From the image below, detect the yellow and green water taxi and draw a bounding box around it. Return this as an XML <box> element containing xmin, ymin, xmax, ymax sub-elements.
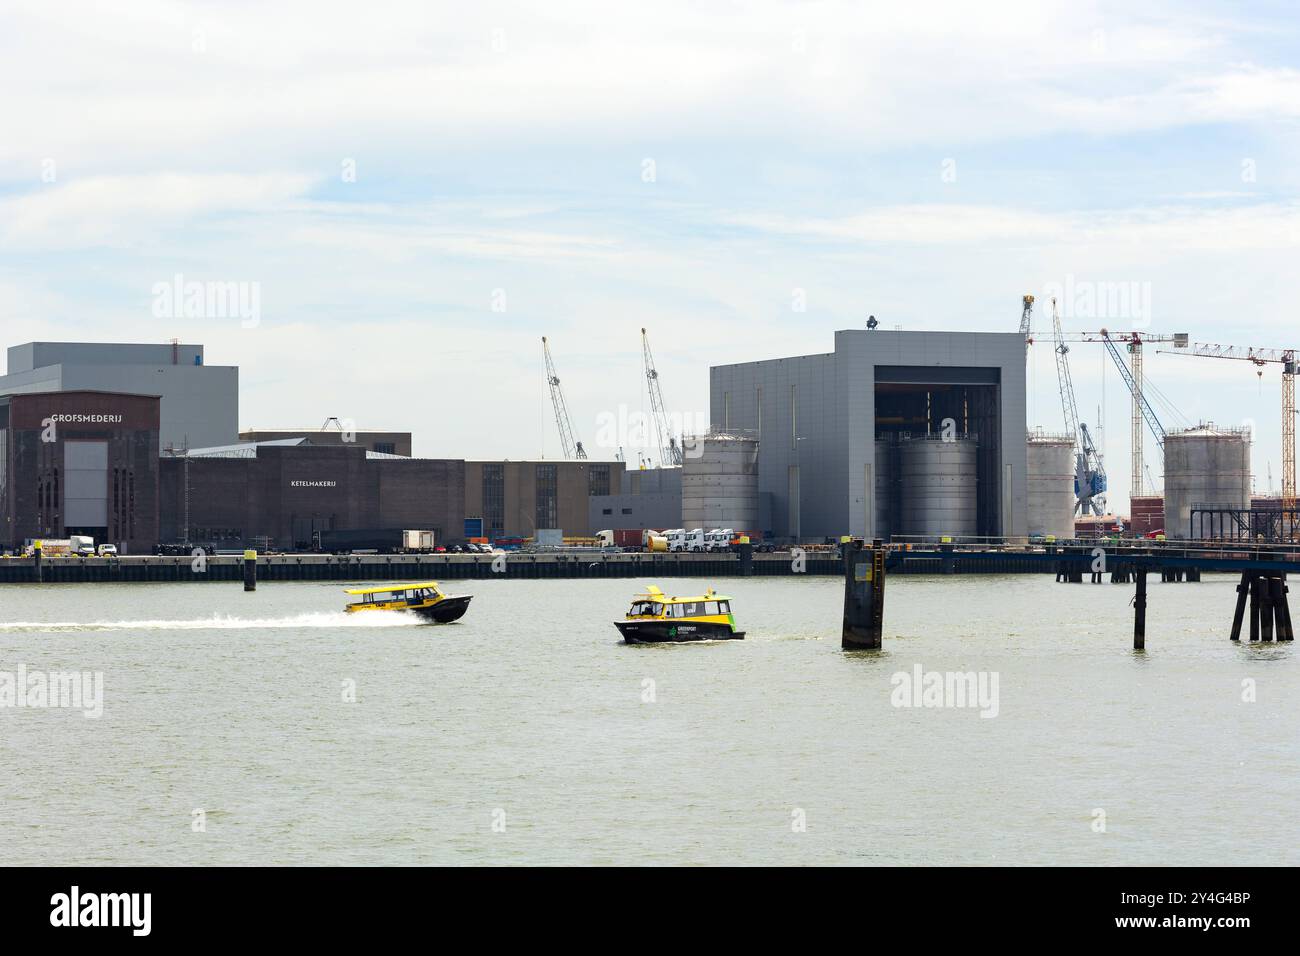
<box><xmin>343</xmin><ymin>581</ymin><xmax>472</xmax><ymax>624</ymax></box>
<box><xmin>615</xmin><ymin>585</ymin><xmax>744</xmax><ymax>643</ymax></box>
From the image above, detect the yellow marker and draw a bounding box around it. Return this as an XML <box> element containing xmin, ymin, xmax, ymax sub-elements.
<box><xmin>244</xmin><ymin>550</ymin><xmax>257</xmax><ymax>560</ymax></box>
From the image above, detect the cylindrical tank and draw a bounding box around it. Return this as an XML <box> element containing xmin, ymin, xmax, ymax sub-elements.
<box><xmin>873</xmin><ymin>438</ymin><xmax>896</xmax><ymax>541</ymax></box>
<box><xmin>898</xmin><ymin>436</ymin><xmax>978</xmax><ymax>537</ymax></box>
<box><xmin>1026</xmin><ymin>432</ymin><xmax>1075</xmax><ymax>540</ymax></box>
<box><xmin>681</xmin><ymin>432</ymin><xmax>760</xmax><ymax>530</ymax></box>
<box><xmin>1162</xmin><ymin>425</ymin><xmax>1251</xmax><ymax>539</ymax></box>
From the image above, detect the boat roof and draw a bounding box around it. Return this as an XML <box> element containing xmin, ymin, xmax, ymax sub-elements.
<box><xmin>632</xmin><ymin>584</ymin><xmax>731</xmax><ymax>604</ymax></box>
<box><xmin>345</xmin><ymin>581</ymin><xmax>442</xmax><ymax>595</ymax></box>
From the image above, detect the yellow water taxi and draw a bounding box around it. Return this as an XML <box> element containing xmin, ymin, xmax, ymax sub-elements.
<box><xmin>615</xmin><ymin>585</ymin><xmax>744</xmax><ymax>643</ymax></box>
<box><xmin>343</xmin><ymin>581</ymin><xmax>472</xmax><ymax>624</ymax></box>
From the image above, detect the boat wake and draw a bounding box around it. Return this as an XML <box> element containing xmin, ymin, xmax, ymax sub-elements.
<box><xmin>0</xmin><ymin>612</ymin><xmax>426</xmax><ymax>632</ymax></box>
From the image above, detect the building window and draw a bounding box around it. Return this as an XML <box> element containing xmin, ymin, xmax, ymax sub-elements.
<box><xmin>602</xmin><ymin>508</ymin><xmax>612</xmax><ymax>515</ymax></box>
<box><xmin>483</xmin><ymin>464</ymin><xmax>505</xmax><ymax>538</ymax></box>
<box><xmin>535</xmin><ymin>463</ymin><xmax>557</xmax><ymax>530</ymax></box>
<box><xmin>588</xmin><ymin>463</ymin><xmax>611</xmax><ymax>497</ymax></box>
<box><xmin>621</xmin><ymin>508</ymin><xmax>632</xmax><ymax>515</ymax></box>
<box><xmin>373</xmin><ymin>442</ymin><xmax>396</xmax><ymax>455</ymax></box>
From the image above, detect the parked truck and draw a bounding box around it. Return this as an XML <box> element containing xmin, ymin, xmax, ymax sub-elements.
<box><xmin>315</xmin><ymin>529</ymin><xmax>436</xmax><ymax>554</ymax></box>
<box><xmin>598</xmin><ymin>529</ymin><xmax>670</xmax><ymax>552</ymax></box>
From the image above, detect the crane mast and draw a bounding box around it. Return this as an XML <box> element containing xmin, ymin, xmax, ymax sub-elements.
<box><xmin>1019</xmin><ymin>294</ymin><xmax>1034</xmax><ymax>352</ymax></box>
<box><xmin>542</xmin><ymin>336</ymin><xmax>587</xmax><ymax>459</ymax></box>
<box><xmin>1051</xmin><ymin>297</ymin><xmax>1107</xmax><ymax>514</ymax></box>
<box><xmin>641</xmin><ymin>328</ymin><xmax>682</xmax><ymax>466</ymax></box>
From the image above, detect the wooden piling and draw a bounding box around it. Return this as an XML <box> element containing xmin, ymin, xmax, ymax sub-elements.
<box><xmin>1250</xmin><ymin>576</ymin><xmax>1263</xmax><ymax>642</ymax></box>
<box><xmin>1230</xmin><ymin>571</ymin><xmax>1250</xmax><ymax>641</ymax></box>
<box><xmin>1275</xmin><ymin>575</ymin><xmax>1295</xmax><ymax>641</ymax></box>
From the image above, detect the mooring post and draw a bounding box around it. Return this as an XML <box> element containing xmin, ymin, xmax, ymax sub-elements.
<box><xmin>1133</xmin><ymin>569</ymin><xmax>1147</xmax><ymax>650</ymax></box>
<box><xmin>243</xmin><ymin>549</ymin><xmax>258</xmax><ymax>592</ymax></box>
<box><xmin>842</xmin><ymin>537</ymin><xmax>884</xmax><ymax>650</ymax></box>
<box><xmin>1230</xmin><ymin>571</ymin><xmax>1251</xmax><ymax>641</ymax></box>
<box><xmin>738</xmin><ymin>540</ymin><xmax>753</xmax><ymax>577</ymax></box>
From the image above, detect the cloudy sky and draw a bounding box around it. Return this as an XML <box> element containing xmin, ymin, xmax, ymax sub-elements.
<box><xmin>3</xmin><ymin>0</ymin><xmax>1299</xmax><ymax>511</ymax></box>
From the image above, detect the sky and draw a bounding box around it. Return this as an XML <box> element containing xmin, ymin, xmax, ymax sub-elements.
<box><xmin>3</xmin><ymin>0</ymin><xmax>1300</xmax><ymax>513</ymax></box>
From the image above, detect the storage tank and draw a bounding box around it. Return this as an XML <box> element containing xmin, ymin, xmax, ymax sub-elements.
<box><xmin>898</xmin><ymin>435</ymin><xmax>978</xmax><ymax>537</ymax></box>
<box><xmin>1162</xmin><ymin>424</ymin><xmax>1251</xmax><ymax>539</ymax></box>
<box><xmin>1026</xmin><ymin>432</ymin><xmax>1075</xmax><ymax>540</ymax></box>
<box><xmin>681</xmin><ymin>431</ymin><xmax>760</xmax><ymax>530</ymax></box>
<box><xmin>873</xmin><ymin>437</ymin><xmax>897</xmax><ymax>540</ymax></box>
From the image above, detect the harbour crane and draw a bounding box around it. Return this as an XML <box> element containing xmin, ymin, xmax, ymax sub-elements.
<box><xmin>1019</xmin><ymin>294</ymin><xmax>1034</xmax><ymax>352</ymax></box>
<box><xmin>1158</xmin><ymin>342</ymin><xmax>1297</xmax><ymax>510</ymax></box>
<box><xmin>1050</xmin><ymin>297</ymin><xmax>1107</xmax><ymax>514</ymax></box>
<box><xmin>542</xmin><ymin>336</ymin><xmax>587</xmax><ymax>459</ymax></box>
<box><xmin>641</xmin><ymin>328</ymin><xmax>682</xmax><ymax>467</ymax></box>
<box><xmin>1058</xmin><ymin>330</ymin><xmax>1187</xmax><ymax>497</ymax></box>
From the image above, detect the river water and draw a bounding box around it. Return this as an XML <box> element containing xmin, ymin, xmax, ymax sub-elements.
<box><xmin>1</xmin><ymin>574</ymin><xmax>1296</xmax><ymax>866</ymax></box>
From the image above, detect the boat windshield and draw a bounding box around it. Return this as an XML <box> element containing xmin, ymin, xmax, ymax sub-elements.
<box><xmin>628</xmin><ymin>601</ymin><xmax>663</xmax><ymax>616</ymax></box>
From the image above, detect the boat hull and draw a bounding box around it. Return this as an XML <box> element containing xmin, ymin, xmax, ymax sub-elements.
<box><xmin>412</xmin><ymin>595</ymin><xmax>472</xmax><ymax>624</ymax></box>
<box><xmin>615</xmin><ymin>620</ymin><xmax>744</xmax><ymax>643</ymax></box>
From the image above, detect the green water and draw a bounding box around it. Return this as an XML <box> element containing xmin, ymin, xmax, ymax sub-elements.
<box><xmin>1</xmin><ymin>574</ymin><xmax>1296</xmax><ymax>865</ymax></box>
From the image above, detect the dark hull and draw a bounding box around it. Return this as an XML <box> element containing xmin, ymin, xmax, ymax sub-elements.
<box><xmin>411</xmin><ymin>595</ymin><xmax>472</xmax><ymax>624</ymax></box>
<box><xmin>615</xmin><ymin>620</ymin><xmax>744</xmax><ymax>643</ymax></box>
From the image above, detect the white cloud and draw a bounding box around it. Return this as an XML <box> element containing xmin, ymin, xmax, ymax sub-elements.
<box><xmin>0</xmin><ymin>173</ymin><xmax>316</xmax><ymax>249</ymax></box>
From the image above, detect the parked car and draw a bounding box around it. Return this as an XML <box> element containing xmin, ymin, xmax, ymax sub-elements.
<box><xmin>97</xmin><ymin>544</ymin><xmax>118</xmax><ymax>556</ymax></box>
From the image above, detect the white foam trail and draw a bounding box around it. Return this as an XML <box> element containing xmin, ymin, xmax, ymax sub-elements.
<box><xmin>0</xmin><ymin>611</ymin><xmax>426</xmax><ymax>632</ymax></box>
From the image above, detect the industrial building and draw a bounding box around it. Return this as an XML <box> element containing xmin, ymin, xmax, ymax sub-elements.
<box><xmin>464</xmin><ymin>460</ymin><xmax>625</xmax><ymax>540</ymax></box>
<box><xmin>0</xmin><ymin>390</ymin><xmax>161</xmax><ymax>554</ymax></box>
<box><xmin>710</xmin><ymin>330</ymin><xmax>1028</xmax><ymax>540</ymax></box>
<box><xmin>159</xmin><ymin>440</ymin><xmax>464</xmax><ymax>550</ymax></box>
<box><xmin>0</xmin><ymin>342</ymin><xmax>238</xmax><ymax>450</ymax></box>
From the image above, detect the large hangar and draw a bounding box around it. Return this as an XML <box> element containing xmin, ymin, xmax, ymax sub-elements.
<box><xmin>709</xmin><ymin>329</ymin><xmax>1028</xmax><ymax>541</ymax></box>
<box><xmin>0</xmin><ymin>390</ymin><xmax>161</xmax><ymax>554</ymax></box>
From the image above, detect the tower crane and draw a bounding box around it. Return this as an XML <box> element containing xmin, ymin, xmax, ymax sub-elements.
<box><xmin>641</xmin><ymin>328</ymin><xmax>682</xmax><ymax>467</ymax></box>
<box><xmin>1057</xmin><ymin>330</ymin><xmax>1187</xmax><ymax>496</ymax></box>
<box><xmin>542</xmin><ymin>336</ymin><xmax>587</xmax><ymax>459</ymax></box>
<box><xmin>1158</xmin><ymin>342</ymin><xmax>1296</xmax><ymax>510</ymax></box>
<box><xmin>1050</xmin><ymin>297</ymin><xmax>1107</xmax><ymax>514</ymax></box>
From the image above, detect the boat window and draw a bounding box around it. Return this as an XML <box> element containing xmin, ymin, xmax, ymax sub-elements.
<box><xmin>719</xmin><ymin>601</ymin><xmax>730</xmax><ymax>614</ymax></box>
<box><xmin>704</xmin><ymin>601</ymin><xmax>720</xmax><ymax>615</ymax></box>
<box><xmin>680</xmin><ymin>602</ymin><xmax>702</xmax><ymax>616</ymax></box>
<box><xmin>651</xmin><ymin>603</ymin><xmax>664</xmax><ymax>616</ymax></box>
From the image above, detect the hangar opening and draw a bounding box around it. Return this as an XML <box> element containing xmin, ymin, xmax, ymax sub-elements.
<box><xmin>873</xmin><ymin>366</ymin><xmax>1003</xmax><ymax>539</ymax></box>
